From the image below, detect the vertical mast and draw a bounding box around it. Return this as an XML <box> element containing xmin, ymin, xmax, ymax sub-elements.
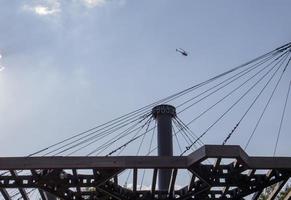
<box><xmin>152</xmin><ymin>104</ymin><xmax>176</xmax><ymax>191</ymax></box>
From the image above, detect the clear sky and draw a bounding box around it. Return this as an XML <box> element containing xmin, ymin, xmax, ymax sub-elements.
<box><xmin>0</xmin><ymin>0</ymin><xmax>291</xmax><ymax>158</ymax></box>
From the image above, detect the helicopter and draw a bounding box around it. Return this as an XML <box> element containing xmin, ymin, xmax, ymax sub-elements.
<box><xmin>176</xmin><ymin>48</ymin><xmax>188</xmax><ymax>56</ymax></box>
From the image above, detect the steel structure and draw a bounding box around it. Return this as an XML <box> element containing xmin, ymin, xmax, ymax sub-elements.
<box><xmin>1</xmin><ymin>42</ymin><xmax>291</xmax><ymax>199</ymax></box>
<box><xmin>0</xmin><ymin>145</ymin><xmax>291</xmax><ymax>200</ymax></box>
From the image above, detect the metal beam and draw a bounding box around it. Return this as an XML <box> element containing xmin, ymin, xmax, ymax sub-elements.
<box><xmin>0</xmin><ymin>156</ymin><xmax>188</xmax><ymax>170</ymax></box>
<box><xmin>266</xmin><ymin>179</ymin><xmax>289</xmax><ymax>200</ymax></box>
<box><xmin>72</xmin><ymin>169</ymin><xmax>81</xmax><ymax>199</ymax></box>
<box><xmin>188</xmin><ymin>174</ymin><xmax>196</xmax><ymax>192</ymax></box>
<box><xmin>1</xmin><ymin>146</ymin><xmax>291</xmax><ymax>170</ymax></box>
<box><xmin>9</xmin><ymin>170</ymin><xmax>29</xmax><ymax>200</ymax></box>
<box><xmin>168</xmin><ymin>169</ymin><xmax>177</xmax><ymax>196</ymax></box>
<box><xmin>38</xmin><ymin>190</ymin><xmax>48</xmax><ymax>200</ymax></box>
<box><xmin>133</xmin><ymin>168</ymin><xmax>137</xmax><ymax>193</ymax></box>
<box><xmin>43</xmin><ymin>192</ymin><xmax>57</xmax><ymax>200</ymax></box>
<box><xmin>0</xmin><ymin>145</ymin><xmax>290</xmax><ymax>200</ymax></box>
<box><xmin>30</xmin><ymin>170</ymin><xmax>51</xmax><ymax>200</ymax></box>
<box><xmin>251</xmin><ymin>170</ymin><xmax>263</xmax><ymax>200</ymax></box>
<box><xmin>0</xmin><ymin>188</ymin><xmax>11</xmax><ymax>200</ymax></box>
<box><xmin>151</xmin><ymin>169</ymin><xmax>158</xmax><ymax>194</ymax></box>
<box><xmin>248</xmin><ymin>157</ymin><xmax>291</xmax><ymax>169</ymax></box>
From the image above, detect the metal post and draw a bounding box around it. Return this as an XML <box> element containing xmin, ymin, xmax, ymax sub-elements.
<box><xmin>45</xmin><ymin>192</ymin><xmax>57</xmax><ymax>200</ymax></box>
<box><xmin>152</xmin><ymin>104</ymin><xmax>176</xmax><ymax>191</ymax></box>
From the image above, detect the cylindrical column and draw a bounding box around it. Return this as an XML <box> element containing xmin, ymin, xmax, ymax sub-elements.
<box><xmin>152</xmin><ymin>104</ymin><xmax>176</xmax><ymax>191</ymax></box>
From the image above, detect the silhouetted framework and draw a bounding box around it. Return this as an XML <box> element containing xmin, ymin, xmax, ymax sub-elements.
<box><xmin>0</xmin><ymin>145</ymin><xmax>291</xmax><ymax>200</ymax></box>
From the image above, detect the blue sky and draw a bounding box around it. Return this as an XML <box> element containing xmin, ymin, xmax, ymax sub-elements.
<box><xmin>0</xmin><ymin>0</ymin><xmax>291</xmax><ymax>157</ymax></box>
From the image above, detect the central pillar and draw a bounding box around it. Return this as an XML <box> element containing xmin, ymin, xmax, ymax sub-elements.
<box><xmin>152</xmin><ymin>104</ymin><xmax>176</xmax><ymax>191</ymax></box>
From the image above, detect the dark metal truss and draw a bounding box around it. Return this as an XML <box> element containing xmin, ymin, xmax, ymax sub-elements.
<box><xmin>0</xmin><ymin>145</ymin><xmax>290</xmax><ymax>200</ymax></box>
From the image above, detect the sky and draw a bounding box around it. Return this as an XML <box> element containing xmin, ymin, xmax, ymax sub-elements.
<box><xmin>0</xmin><ymin>0</ymin><xmax>291</xmax><ymax>158</ymax></box>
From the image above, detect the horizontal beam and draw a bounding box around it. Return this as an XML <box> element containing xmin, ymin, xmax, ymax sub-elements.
<box><xmin>188</xmin><ymin>145</ymin><xmax>291</xmax><ymax>169</ymax></box>
<box><xmin>0</xmin><ymin>156</ymin><xmax>188</xmax><ymax>170</ymax></box>
<box><xmin>0</xmin><ymin>145</ymin><xmax>291</xmax><ymax>170</ymax></box>
<box><xmin>248</xmin><ymin>157</ymin><xmax>291</xmax><ymax>169</ymax></box>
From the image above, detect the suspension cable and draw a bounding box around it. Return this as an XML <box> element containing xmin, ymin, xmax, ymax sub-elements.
<box><xmin>273</xmin><ymin>80</ymin><xmax>291</xmax><ymax>156</ymax></box>
<box><xmin>180</xmin><ymin>52</ymin><xmax>288</xmax><ymax>155</ymax></box>
<box><xmin>56</xmin><ymin>114</ymin><xmax>150</xmax><ymax>156</ymax></box>
<box><xmin>29</xmin><ymin>43</ymin><xmax>289</xmax><ymax>157</ymax></box>
<box><xmin>177</xmin><ymin>53</ymin><xmax>277</xmax><ymax>110</ymax></box>
<box><xmin>222</xmin><ymin>53</ymin><xmax>290</xmax><ymax>145</ymax></box>
<box><xmin>175</xmin><ymin>116</ymin><xmax>204</xmax><ymax>146</ymax></box>
<box><xmin>180</xmin><ymin>51</ymin><xmax>289</xmax><ymax>131</ymax></box>
<box><xmin>245</xmin><ymin>57</ymin><xmax>291</xmax><ymax>149</ymax></box>
<box><xmin>88</xmin><ymin>116</ymin><xmax>152</xmax><ymax>156</ymax></box>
